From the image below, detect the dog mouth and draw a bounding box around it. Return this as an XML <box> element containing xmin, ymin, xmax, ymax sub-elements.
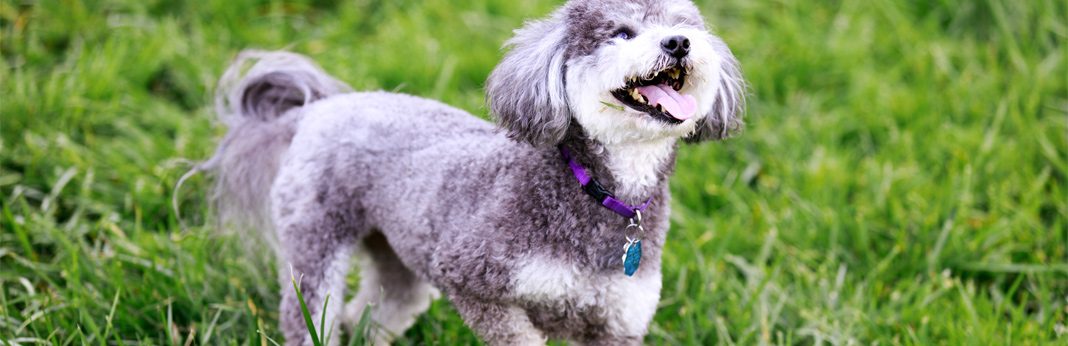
<box><xmin>610</xmin><ymin>66</ymin><xmax>696</xmax><ymax>124</ymax></box>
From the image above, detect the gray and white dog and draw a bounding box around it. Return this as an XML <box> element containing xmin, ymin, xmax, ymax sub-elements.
<box><xmin>202</xmin><ymin>0</ymin><xmax>743</xmax><ymax>344</ymax></box>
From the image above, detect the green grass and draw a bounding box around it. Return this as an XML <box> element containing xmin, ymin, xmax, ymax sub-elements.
<box><xmin>1</xmin><ymin>0</ymin><xmax>1065</xmax><ymax>344</ymax></box>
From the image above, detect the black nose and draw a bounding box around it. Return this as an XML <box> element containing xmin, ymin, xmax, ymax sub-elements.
<box><xmin>661</xmin><ymin>35</ymin><xmax>690</xmax><ymax>58</ymax></box>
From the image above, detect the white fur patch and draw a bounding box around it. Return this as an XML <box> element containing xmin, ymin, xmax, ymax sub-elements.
<box><xmin>602</xmin><ymin>138</ymin><xmax>677</xmax><ymax>199</ymax></box>
<box><xmin>512</xmin><ymin>257</ymin><xmax>662</xmax><ymax>336</ymax></box>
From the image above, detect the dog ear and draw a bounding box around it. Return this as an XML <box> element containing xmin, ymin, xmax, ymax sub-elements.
<box><xmin>685</xmin><ymin>44</ymin><xmax>745</xmax><ymax>143</ymax></box>
<box><xmin>486</xmin><ymin>14</ymin><xmax>571</xmax><ymax>146</ymax></box>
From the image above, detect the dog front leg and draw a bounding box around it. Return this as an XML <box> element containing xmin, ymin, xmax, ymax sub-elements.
<box><xmin>578</xmin><ymin>334</ymin><xmax>644</xmax><ymax>346</ymax></box>
<box><xmin>449</xmin><ymin>295</ymin><xmax>546</xmax><ymax>346</ymax></box>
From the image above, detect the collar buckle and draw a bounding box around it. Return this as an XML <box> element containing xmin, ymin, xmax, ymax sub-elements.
<box><xmin>581</xmin><ymin>177</ymin><xmax>613</xmax><ymax>203</ymax></box>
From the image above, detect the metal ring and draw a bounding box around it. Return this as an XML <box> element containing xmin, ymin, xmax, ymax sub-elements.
<box><xmin>624</xmin><ymin>223</ymin><xmax>644</xmax><ymax>242</ymax></box>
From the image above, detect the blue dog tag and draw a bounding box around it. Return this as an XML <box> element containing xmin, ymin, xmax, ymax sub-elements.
<box><xmin>622</xmin><ymin>239</ymin><xmax>642</xmax><ymax>276</ymax></box>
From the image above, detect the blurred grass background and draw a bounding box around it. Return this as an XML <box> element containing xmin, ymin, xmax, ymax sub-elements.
<box><xmin>1</xmin><ymin>0</ymin><xmax>1066</xmax><ymax>344</ymax></box>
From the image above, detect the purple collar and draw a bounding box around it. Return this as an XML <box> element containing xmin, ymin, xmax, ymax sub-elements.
<box><xmin>559</xmin><ymin>145</ymin><xmax>652</xmax><ymax>219</ymax></box>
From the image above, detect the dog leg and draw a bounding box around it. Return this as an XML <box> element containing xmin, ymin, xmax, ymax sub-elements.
<box><xmin>275</xmin><ymin>208</ymin><xmax>360</xmax><ymax>345</ymax></box>
<box><xmin>342</xmin><ymin>233</ymin><xmax>439</xmax><ymax>345</ymax></box>
<box><xmin>449</xmin><ymin>296</ymin><xmax>546</xmax><ymax>346</ymax></box>
<box><xmin>578</xmin><ymin>335</ymin><xmax>643</xmax><ymax>346</ymax></box>
<box><xmin>278</xmin><ymin>241</ymin><xmax>353</xmax><ymax>345</ymax></box>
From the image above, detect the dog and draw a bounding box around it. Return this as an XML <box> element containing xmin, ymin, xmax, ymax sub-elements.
<box><xmin>200</xmin><ymin>0</ymin><xmax>743</xmax><ymax>344</ymax></box>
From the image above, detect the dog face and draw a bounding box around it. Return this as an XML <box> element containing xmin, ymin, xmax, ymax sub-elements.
<box><xmin>487</xmin><ymin>0</ymin><xmax>744</xmax><ymax>146</ymax></box>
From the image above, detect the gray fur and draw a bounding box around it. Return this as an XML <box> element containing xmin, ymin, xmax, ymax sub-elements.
<box><xmin>202</xmin><ymin>1</ymin><xmax>743</xmax><ymax>345</ymax></box>
<box><xmin>486</xmin><ymin>11</ymin><xmax>572</xmax><ymax>146</ymax></box>
<box><xmin>562</xmin><ymin>0</ymin><xmax>705</xmax><ymax>58</ymax></box>
<box><xmin>202</xmin><ymin>50</ymin><xmax>351</xmax><ymax>253</ymax></box>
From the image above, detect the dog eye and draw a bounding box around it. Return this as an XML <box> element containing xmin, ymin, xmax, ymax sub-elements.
<box><xmin>612</xmin><ymin>28</ymin><xmax>635</xmax><ymax>40</ymax></box>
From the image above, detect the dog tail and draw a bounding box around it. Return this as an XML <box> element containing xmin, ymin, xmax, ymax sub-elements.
<box><xmin>177</xmin><ymin>50</ymin><xmax>350</xmax><ymax>253</ymax></box>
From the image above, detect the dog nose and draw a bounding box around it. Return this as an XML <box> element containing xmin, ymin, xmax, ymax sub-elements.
<box><xmin>661</xmin><ymin>36</ymin><xmax>690</xmax><ymax>58</ymax></box>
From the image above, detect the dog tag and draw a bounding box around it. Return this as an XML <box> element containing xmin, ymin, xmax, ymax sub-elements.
<box><xmin>622</xmin><ymin>239</ymin><xmax>642</xmax><ymax>276</ymax></box>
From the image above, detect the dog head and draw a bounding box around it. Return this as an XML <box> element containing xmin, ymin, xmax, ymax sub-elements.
<box><xmin>487</xmin><ymin>0</ymin><xmax>744</xmax><ymax>146</ymax></box>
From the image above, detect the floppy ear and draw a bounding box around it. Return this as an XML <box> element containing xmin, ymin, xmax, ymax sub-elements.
<box><xmin>685</xmin><ymin>43</ymin><xmax>745</xmax><ymax>143</ymax></box>
<box><xmin>486</xmin><ymin>14</ymin><xmax>571</xmax><ymax>146</ymax></box>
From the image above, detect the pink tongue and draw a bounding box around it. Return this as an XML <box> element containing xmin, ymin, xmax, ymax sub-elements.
<box><xmin>636</xmin><ymin>84</ymin><xmax>697</xmax><ymax>120</ymax></box>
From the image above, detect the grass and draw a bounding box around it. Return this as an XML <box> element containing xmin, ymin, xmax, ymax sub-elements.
<box><xmin>1</xmin><ymin>0</ymin><xmax>1065</xmax><ymax>344</ymax></box>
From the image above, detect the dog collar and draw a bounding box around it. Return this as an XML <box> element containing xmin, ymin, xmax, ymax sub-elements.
<box><xmin>558</xmin><ymin>145</ymin><xmax>652</xmax><ymax>219</ymax></box>
<box><xmin>559</xmin><ymin>145</ymin><xmax>650</xmax><ymax>276</ymax></box>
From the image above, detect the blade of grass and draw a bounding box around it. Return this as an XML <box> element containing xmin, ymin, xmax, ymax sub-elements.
<box><xmin>291</xmin><ymin>274</ymin><xmax>321</xmax><ymax>346</ymax></box>
<box><xmin>319</xmin><ymin>295</ymin><xmax>330</xmax><ymax>346</ymax></box>
<box><xmin>101</xmin><ymin>290</ymin><xmax>120</xmax><ymax>343</ymax></box>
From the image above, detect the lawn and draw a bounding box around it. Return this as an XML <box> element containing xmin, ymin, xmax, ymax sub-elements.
<box><xmin>1</xmin><ymin>0</ymin><xmax>1066</xmax><ymax>344</ymax></box>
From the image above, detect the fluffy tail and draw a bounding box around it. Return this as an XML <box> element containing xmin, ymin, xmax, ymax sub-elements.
<box><xmin>177</xmin><ymin>50</ymin><xmax>351</xmax><ymax>252</ymax></box>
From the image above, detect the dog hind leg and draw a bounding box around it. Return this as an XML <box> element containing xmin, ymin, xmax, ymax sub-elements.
<box><xmin>273</xmin><ymin>174</ymin><xmax>369</xmax><ymax>345</ymax></box>
<box><xmin>276</xmin><ymin>221</ymin><xmax>358</xmax><ymax>346</ymax></box>
<box><xmin>343</xmin><ymin>232</ymin><xmax>439</xmax><ymax>345</ymax></box>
